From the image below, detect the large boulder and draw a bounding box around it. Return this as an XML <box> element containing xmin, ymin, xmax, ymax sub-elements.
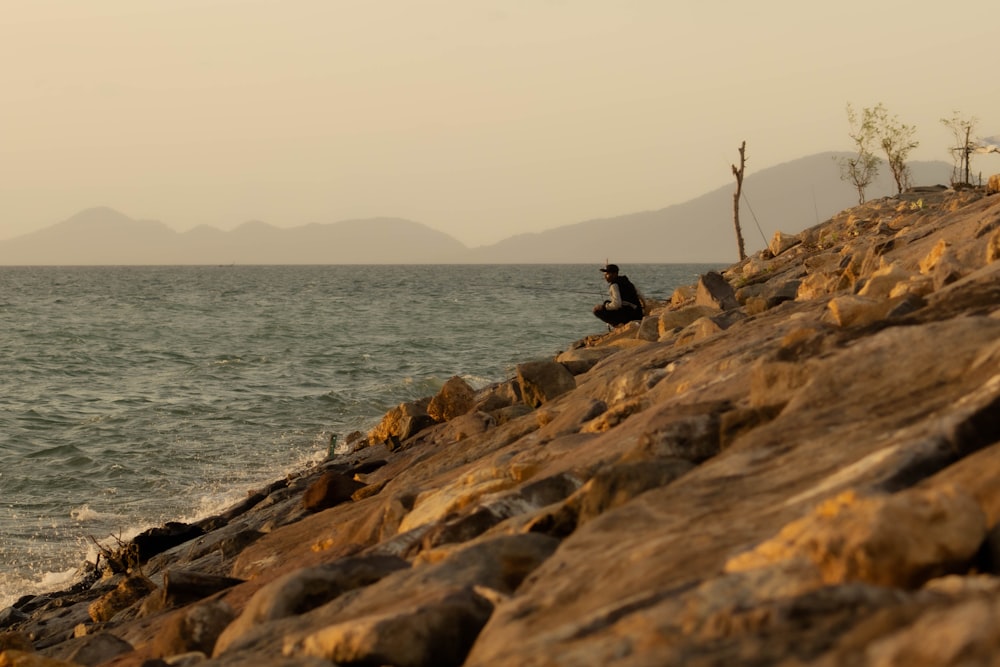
<box><xmin>302</xmin><ymin>471</ymin><xmax>367</xmax><ymax>512</ymax></box>
<box><xmin>427</xmin><ymin>376</ymin><xmax>476</xmax><ymax>422</ymax></box>
<box><xmin>149</xmin><ymin>599</ymin><xmax>234</xmax><ymax>658</ymax></box>
<box><xmin>769</xmin><ymin>230</ymin><xmax>802</xmax><ymax>257</ymax></box>
<box><xmin>516</xmin><ymin>361</ymin><xmax>576</xmax><ymax>408</ymax></box>
<box><xmin>367</xmin><ymin>398</ymin><xmax>435</xmax><ymax>445</ymax></box>
<box><xmin>695</xmin><ymin>271</ymin><xmax>738</xmax><ymax>311</ymax></box>
<box><xmin>88</xmin><ymin>576</ymin><xmax>158</xmax><ymax>623</ymax></box>
<box><xmin>288</xmin><ymin>588</ymin><xmax>494</xmax><ymax>667</ymax></box>
<box><xmin>725</xmin><ymin>485</ymin><xmax>987</xmax><ymax>588</ymax></box>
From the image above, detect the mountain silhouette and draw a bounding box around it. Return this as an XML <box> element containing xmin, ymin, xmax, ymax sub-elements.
<box><xmin>467</xmin><ymin>152</ymin><xmax>953</xmax><ymax>263</ymax></box>
<box><xmin>0</xmin><ymin>153</ymin><xmax>953</xmax><ymax>265</ymax></box>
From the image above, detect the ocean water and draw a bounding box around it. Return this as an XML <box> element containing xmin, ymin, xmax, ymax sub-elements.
<box><xmin>0</xmin><ymin>263</ymin><xmax>719</xmax><ymax>608</ymax></box>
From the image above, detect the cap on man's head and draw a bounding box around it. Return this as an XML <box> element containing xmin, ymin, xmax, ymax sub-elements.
<box><xmin>600</xmin><ymin>264</ymin><xmax>619</xmax><ymax>274</ymax></box>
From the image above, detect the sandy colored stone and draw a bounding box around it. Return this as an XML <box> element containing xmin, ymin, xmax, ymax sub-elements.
<box><xmin>427</xmin><ymin>375</ymin><xmax>476</xmax><ymax>422</ymax></box>
<box><xmin>725</xmin><ymin>486</ymin><xmax>986</xmax><ymax>588</ymax></box>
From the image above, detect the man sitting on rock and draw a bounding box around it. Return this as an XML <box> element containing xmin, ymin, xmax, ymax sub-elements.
<box><xmin>593</xmin><ymin>264</ymin><xmax>644</xmax><ymax>327</ymax></box>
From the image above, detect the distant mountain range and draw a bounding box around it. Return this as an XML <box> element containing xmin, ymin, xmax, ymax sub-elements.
<box><xmin>0</xmin><ymin>152</ymin><xmax>952</xmax><ymax>266</ymax></box>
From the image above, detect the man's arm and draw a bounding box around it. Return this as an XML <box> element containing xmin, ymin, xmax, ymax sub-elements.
<box><xmin>606</xmin><ymin>284</ymin><xmax>623</xmax><ymax>310</ymax></box>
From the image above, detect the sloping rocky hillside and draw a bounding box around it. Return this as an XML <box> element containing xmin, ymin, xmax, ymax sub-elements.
<box><xmin>2</xmin><ymin>182</ymin><xmax>1000</xmax><ymax>666</ymax></box>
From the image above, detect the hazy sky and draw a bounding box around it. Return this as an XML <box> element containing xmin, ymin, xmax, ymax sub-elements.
<box><xmin>3</xmin><ymin>0</ymin><xmax>999</xmax><ymax>246</ymax></box>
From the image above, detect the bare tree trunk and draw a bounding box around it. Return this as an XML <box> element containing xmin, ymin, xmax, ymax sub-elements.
<box><xmin>964</xmin><ymin>126</ymin><xmax>972</xmax><ymax>185</ymax></box>
<box><xmin>731</xmin><ymin>141</ymin><xmax>747</xmax><ymax>261</ymax></box>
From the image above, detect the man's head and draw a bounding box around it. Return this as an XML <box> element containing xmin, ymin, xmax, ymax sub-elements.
<box><xmin>600</xmin><ymin>264</ymin><xmax>619</xmax><ymax>281</ymax></box>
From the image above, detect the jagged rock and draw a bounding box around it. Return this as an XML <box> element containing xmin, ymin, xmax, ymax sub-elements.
<box><xmin>301</xmin><ymin>471</ymin><xmax>366</xmax><ymax>512</ymax></box>
<box><xmin>657</xmin><ymin>304</ymin><xmax>718</xmax><ymax>337</ymax></box>
<box><xmin>796</xmin><ymin>270</ymin><xmax>844</xmax><ymax>300</ymax></box>
<box><xmin>149</xmin><ymin>600</ymin><xmax>234</xmax><ymax>658</ymax></box>
<box><xmin>635</xmin><ymin>315</ymin><xmax>659</xmax><ymax>341</ymax></box>
<box><xmin>0</xmin><ymin>651</ymin><xmax>78</xmax><ymax>666</ymax></box>
<box><xmin>288</xmin><ymin>587</ymin><xmax>494</xmax><ymax>667</ymax></box>
<box><xmin>725</xmin><ymin>486</ymin><xmax>987</xmax><ymax>588</ymax></box>
<box><xmin>0</xmin><ymin>633</ymin><xmax>33</xmax><ymax>653</ymax></box>
<box><xmin>719</xmin><ymin>404</ymin><xmax>784</xmax><ymax>447</ymax></box>
<box><xmin>889</xmin><ymin>274</ymin><xmax>934</xmax><ymax>298</ymax></box>
<box><xmin>570</xmin><ymin>459</ymin><xmax>694</xmax><ymax>526</ymax></box>
<box><xmin>215</xmin><ymin>555</ymin><xmax>409</xmax><ymax>655</ymax></box>
<box><xmin>0</xmin><ymin>608</ymin><xmax>29</xmax><ymax>630</ymax></box>
<box><xmin>132</xmin><ymin>522</ymin><xmax>206</xmax><ymax>563</ymax></box>
<box><xmin>988</xmin><ymin>173</ymin><xmax>1000</xmax><ymax>195</ymax></box>
<box><xmin>516</xmin><ymin>360</ymin><xmax>576</xmax><ymax>408</ymax></box>
<box><xmin>535</xmin><ymin>397</ymin><xmax>607</xmax><ymax>440</ymax></box>
<box><xmin>88</xmin><ymin>576</ymin><xmax>157</xmax><ymax>623</ymax></box>
<box><xmin>932</xmin><ymin>246</ymin><xmax>964</xmax><ymax>289</ymax></box>
<box><xmin>186</xmin><ymin>525</ymin><xmax>264</xmax><ymax>565</ymax></box>
<box><xmin>367</xmin><ymin>398</ymin><xmax>434</xmax><ymax>445</ymax></box>
<box><xmin>987</xmin><ymin>227</ymin><xmax>1000</xmax><ymax>263</ymax></box>
<box><xmin>427</xmin><ymin>376</ymin><xmax>476</xmax><ymax>422</ymax></box>
<box><xmin>670</xmin><ymin>284</ymin><xmax>695</xmax><ymax>306</ymax></box>
<box><xmin>555</xmin><ymin>346</ymin><xmax>618</xmax><ymax>375</ymax></box>
<box><xmin>749</xmin><ymin>357</ymin><xmax>815</xmax><ymax>408</ymax></box>
<box><xmin>158</xmin><ymin>569</ymin><xmax>244</xmax><ymax>608</ymax></box>
<box><xmin>825</xmin><ymin>294</ymin><xmax>890</xmax><ymax>327</ymax></box>
<box><xmin>432</xmin><ymin>411</ymin><xmax>495</xmax><ymax>443</ymax></box>
<box><xmin>862</xmin><ymin>595</ymin><xmax>1000</xmax><ymax>667</ymax></box>
<box><xmin>472</xmin><ymin>379</ymin><xmax>521</xmax><ymax>412</ymax></box>
<box><xmin>858</xmin><ymin>260</ymin><xmax>913</xmax><ymax>299</ymax></box>
<box><xmin>695</xmin><ymin>271</ymin><xmax>738</xmax><ymax>310</ymax></box>
<box><xmin>769</xmin><ymin>230</ymin><xmax>802</xmax><ymax>256</ymax></box>
<box><xmin>740</xmin><ymin>255</ymin><xmax>769</xmax><ymax>278</ymax></box>
<box><xmin>621</xmin><ymin>402</ymin><xmax>726</xmax><ymax>464</ymax></box>
<box><xmin>918</xmin><ymin>238</ymin><xmax>950</xmax><ymax>274</ymax></box>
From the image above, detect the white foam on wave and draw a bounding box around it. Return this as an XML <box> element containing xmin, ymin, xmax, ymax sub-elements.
<box><xmin>70</xmin><ymin>504</ymin><xmax>118</xmax><ymax>522</ymax></box>
<box><xmin>0</xmin><ymin>563</ymin><xmax>82</xmax><ymax>611</ymax></box>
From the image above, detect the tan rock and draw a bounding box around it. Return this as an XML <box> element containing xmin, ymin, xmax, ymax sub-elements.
<box><xmin>858</xmin><ymin>260</ymin><xmax>913</xmax><ymax>299</ymax></box>
<box><xmin>302</xmin><ymin>471</ymin><xmax>366</xmax><ymax>512</ymax></box>
<box><xmin>0</xmin><ymin>634</ymin><xmax>33</xmax><ymax>654</ymax></box>
<box><xmin>215</xmin><ymin>555</ymin><xmax>408</xmax><ymax>656</ymax></box>
<box><xmin>516</xmin><ymin>360</ymin><xmax>576</xmax><ymax>408</ymax></box>
<box><xmin>865</xmin><ymin>596</ymin><xmax>1000</xmax><ymax>667</ymax></box>
<box><xmin>888</xmin><ymin>274</ymin><xmax>934</xmax><ymax>298</ymax></box>
<box><xmin>150</xmin><ymin>600</ymin><xmax>234</xmax><ymax>658</ymax></box>
<box><xmin>748</xmin><ymin>358</ymin><xmax>815</xmax><ymax>408</ymax></box>
<box><xmin>987</xmin><ymin>227</ymin><xmax>1000</xmax><ymax>263</ymax></box>
<box><xmin>88</xmin><ymin>576</ymin><xmax>157</xmax><ymax>623</ymax></box>
<box><xmin>695</xmin><ymin>271</ymin><xmax>738</xmax><ymax>311</ymax></box>
<box><xmin>769</xmin><ymin>230</ymin><xmax>802</xmax><ymax>256</ymax></box>
<box><xmin>427</xmin><ymin>376</ymin><xmax>476</xmax><ymax>422</ymax></box>
<box><xmin>367</xmin><ymin>398</ymin><xmax>434</xmax><ymax>445</ymax></box>
<box><xmin>46</xmin><ymin>632</ymin><xmax>133</xmax><ymax>666</ymax></box>
<box><xmin>987</xmin><ymin>173</ymin><xmax>1000</xmax><ymax>195</ymax></box>
<box><xmin>635</xmin><ymin>315</ymin><xmax>659</xmax><ymax>341</ymax></box>
<box><xmin>288</xmin><ymin>588</ymin><xmax>493</xmax><ymax>667</ymax></box>
<box><xmin>825</xmin><ymin>295</ymin><xmax>888</xmax><ymax>327</ymax></box>
<box><xmin>918</xmin><ymin>238</ymin><xmax>950</xmax><ymax>275</ymax></box>
<box><xmin>0</xmin><ymin>652</ymin><xmax>79</xmax><ymax>667</ymax></box>
<box><xmin>724</xmin><ymin>486</ymin><xmax>987</xmax><ymax>588</ymax></box>
<box><xmin>670</xmin><ymin>284</ymin><xmax>695</xmax><ymax>306</ymax></box>
<box><xmin>657</xmin><ymin>305</ymin><xmax>718</xmax><ymax>337</ymax></box>
<box><xmin>796</xmin><ymin>271</ymin><xmax>842</xmax><ymax>300</ymax></box>
<box><xmin>555</xmin><ymin>346</ymin><xmax>617</xmax><ymax>375</ymax></box>
<box><xmin>741</xmin><ymin>256</ymin><xmax>769</xmax><ymax>278</ymax></box>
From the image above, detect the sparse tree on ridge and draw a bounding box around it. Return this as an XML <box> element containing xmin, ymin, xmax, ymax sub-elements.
<box><xmin>941</xmin><ymin>111</ymin><xmax>979</xmax><ymax>186</ymax></box>
<box><xmin>870</xmin><ymin>103</ymin><xmax>918</xmax><ymax>194</ymax></box>
<box><xmin>838</xmin><ymin>103</ymin><xmax>881</xmax><ymax>204</ymax></box>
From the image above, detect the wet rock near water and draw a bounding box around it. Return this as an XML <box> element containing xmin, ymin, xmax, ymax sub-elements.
<box><xmin>3</xmin><ymin>183</ymin><xmax>1000</xmax><ymax>666</ymax></box>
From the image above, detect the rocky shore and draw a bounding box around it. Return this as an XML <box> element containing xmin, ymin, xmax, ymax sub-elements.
<box><xmin>3</xmin><ymin>180</ymin><xmax>1000</xmax><ymax>667</ymax></box>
